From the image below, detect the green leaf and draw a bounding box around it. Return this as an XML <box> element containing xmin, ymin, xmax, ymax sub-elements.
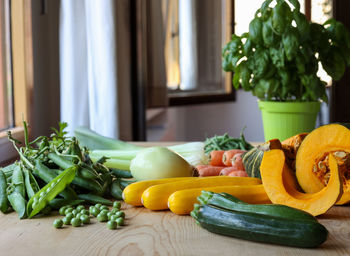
<box><xmin>240</xmin><ymin>61</ymin><xmax>252</xmax><ymax>91</ymax></box>
<box><xmin>262</xmin><ymin>19</ymin><xmax>276</xmax><ymax>47</ymax></box>
<box><xmin>321</xmin><ymin>47</ymin><xmax>346</xmax><ymax>81</ymax></box>
<box><xmin>282</xmin><ymin>27</ymin><xmax>299</xmax><ymax>61</ymax></box>
<box><xmin>272</xmin><ymin>1</ymin><xmax>291</xmax><ymax>35</ymax></box>
<box><xmin>249</xmin><ymin>17</ymin><xmax>263</xmax><ymax>44</ymax></box>
<box><xmin>232</xmin><ymin>63</ymin><xmax>242</xmax><ymax>90</ymax></box>
<box><xmin>252</xmin><ymin>49</ymin><xmax>270</xmax><ymax>79</ymax></box>
<box><xmin>269</xmin><ymin>44</ymin><xmax>285</xmax><ymax>68</ymax></box>
<box><xmin>287</xmin><ymin>0</ymin><xmax>300</xmax><ymax>11</ymax></box>
<box><xmin>293</xmin><ymin>10</ymin><xmax>309</xmax><ymax>38</ymax></box>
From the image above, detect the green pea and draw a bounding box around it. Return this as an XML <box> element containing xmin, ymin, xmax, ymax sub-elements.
<box><xmin>110</xmin><ymin>215</ymin><xmax>118</xmax><ymax>222</ymax></box>
<box><xmin>113</xmin><ymin>201</ymin><xmax>121</xmax><ymax>209</ymax></box>
<box><xmin>62</xmin><ymin>217</ymin><xmax>71</xmax><ymax>225</ymax></box>
<box><xmin>110</xmin><ymin>208</ymin><xmax>119</xmax><ymax>214</ymax></box>
<box><xmin>75</xmin><ymin>213</ymin><xmax>82</xmax><ymax>219</ymax></box>
<box><xmin>90</xmin><ymin>207</ymin><xmax>100</xmax><ymax>217</ymax></box>
<box><xmin>100</xmin><ymin>205</ymin><xmax>109</xmax><ymax>211</ymax></box>
<box><xmin>114</xmin><ymin>211</ymin><xmax>125</xmax><ymax>218</ymax></box>
<box><xmin>71</xmin><ymin>217</ymin><xmax>81</xmax><ymax>227</ymax></box>
<box><xmin>80</xmin><ymin>214</ymin><xmax>90</xmax><ymax>224</ymax></box>
<box><xmin>100</xmin><ymin>209</ymin><xmax>109</xmax><ymax>216</ymax></box>
<box><xmin>53</xmin><ymin>219</ymin><xmax>63</xmax><ymax>228</ymax></box>
<box><xmin>64</xmin><ymin>207</ymin><xmax>73</xmax><ymax>215</ymax></box>
<box><xmin>81</xmin><ymin>209</ymin><xmax>90</xmax><ymax>215</ymax></box>
<box><xmin>95</xmin><ymin>203</ymin><xmax>102</xmax><ymax>209</ymax></box>
<box><xmin>76</xmin><ymin>205</ymin><xmax>85</xmax><ymax>212</ymax></box>
<box><xmin>66</xmin><ymin>212</ymin><xmax>74</xmax><ymax>221</ymax></box>
<box><xmin>116</xmin><ymin>217</ymin><xmax>124</xmax><ymax>226</ymax></box>
<box><xmin>89</xmin><ymin>206</ymin><xmax>94</xmax><ymax>212</ymax></box>
<box><xmin>107</xmin><ymin>220</ymin><xmax>117</xmax><ymax>230</ymax></box>
<box><xmin>107</xmin><ymin>212</ymin><xmax>113</xmax><ymax>220</ymax></box>
<box><xmin>97</xmin><ymin>213</ymin><xmax>108</xmax><ymax>222</ymax></box>
<box><xmin>72</xmin><ymin>209</ymin><xmax>78</xmax><ymax>216</ymax></box>
<box><xmin>39</xmin><ymin>191</ymin><xmax>46</xmax><ymax>198</ymax></box>
<box><xmin>59</xmin><ymin>206</ymin><xmax>68</xmax><ymax>216</ymax></box>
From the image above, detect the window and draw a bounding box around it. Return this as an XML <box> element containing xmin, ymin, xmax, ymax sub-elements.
<box><xmin>0</xmin><ymin>0</ymin><xmax>13</xmax><ymax>131</ymax></box>
<box><xmin>0</xmin><ymin>0</ymin><xmax>33</xmax><ymax>165</ymax></box>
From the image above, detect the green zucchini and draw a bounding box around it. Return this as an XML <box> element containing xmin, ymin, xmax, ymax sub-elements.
<box><xmin>198</xmin><ymin>191</ymin><xmax>317</xmax><ymax>222</ymax></box>
<box><xmin>191</xmin><ymin>204</ymin><xmax>328</xmax><ymax>248</ymax></box>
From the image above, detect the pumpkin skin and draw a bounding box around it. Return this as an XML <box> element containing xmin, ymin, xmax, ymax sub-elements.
<box><xmin>242</xmin><ymin>139</ymin><xmax>282</xmax><ymax>178</ymax></box>
<box><xmin>295</xmin><ymin>124</ymin><xmax>350</xmax><ymax>205</ymax></box>
<box><xmin>260</xmin><ymin>149</ymin><xmax>343</xmax><ymax>216</ymax></box>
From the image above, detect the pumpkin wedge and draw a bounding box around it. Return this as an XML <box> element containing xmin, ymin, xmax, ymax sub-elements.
<box><xmin>295</xmin><ymin>124</ymin><xmax>350</xmax><ymax>205</ymax></box>
<box><xmin>260</xmin><ymin>149</ymin><xmax>342</xmax><ymax>216</ymax></box>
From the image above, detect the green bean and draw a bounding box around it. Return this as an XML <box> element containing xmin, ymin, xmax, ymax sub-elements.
<box><xmin>98</xmin><ymin>173</ymin><xmax>112</xmax><ymax>196</ymax></box>
<box><xmin>7</xmin><ymin>192</ymin><xmax>26</xmax><ymax>219</ymax></box>
<box><xmin>77</xmin><ymin>193</ymin><xmax>113</xmax><ymax>206</ymax></box>
<box><xmin>110</xmin><ymin>180</ymin><xmax>123</xmax><ymax>200</ymax></box>
<box><xmin>1</xmin><ymin>163</ymin><xmax>16</xmax><ymax>178</ymax></box>
<box><xmin>69</xmin><ymin>174</ymin><xmax>103</xmax><ymax>193</ymax></box>
<box><xmin>0</xmin><ymin>170</ymin><xmax>9</xmax><ymax>213</ymax></box>
<box><xmin>27</xmin><ymin>166</ymin><xmax>77</xmax><ymax>218</ymax></box>
<box><xmin>23</xmin><ymin>168</ymin><xmax>40</xmax><ymax>199</ymax></box>
<box><xmin>110</xmin><ymin>169</ymin><xmax>133</xmax><ymax>179</ymax></box>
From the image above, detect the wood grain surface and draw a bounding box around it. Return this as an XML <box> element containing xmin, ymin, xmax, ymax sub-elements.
<box><xmin>0</xmin><ymin>203</ymin><xmax>350</xmax><ymax>256</ymax></box>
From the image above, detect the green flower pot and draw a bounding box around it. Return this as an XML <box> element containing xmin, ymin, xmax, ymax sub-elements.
<box><xmin>258</xmin><ymin>101</ymin><xmax>321</xmax><ymax>141</ymax></box>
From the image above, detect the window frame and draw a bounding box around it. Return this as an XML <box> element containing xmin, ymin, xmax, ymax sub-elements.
<box><xmin>0</xmin><ymin>0</ymin><xmax>33</xmax><ymax>165</ymax></box>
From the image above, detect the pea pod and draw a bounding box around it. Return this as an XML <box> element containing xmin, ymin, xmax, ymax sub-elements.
<box><xmin>77</xmin><ymin>193</ymin><xmax>113</xmax><ymax>206</ymax></box>
<box><xmin>110</xmin><ymin>168</ymin><xmax>133</xmax><ymax>179</ymax></box>
<box><xmin>11</xmin><ymin>164</ymin><xmax>25</xmax><ymax>198</ymax></box>
<box><xmin>0</xmin><ymin>170</ymin><xmax>9</xmax><ymax>213</ymax></box>
<box><xmin>48</xmin><ymin>198</ymin><xmax>85</xmax><ymax>210</ymax></box>
<box><xmin>27</xmin><ymin>165</ymin><xmax>77</xmax><ymax>218</ymax></box>
<box><xmin>110</xmin><ymin>179</ymin><xmax>123</xmax><ymax>200</ymax></box>
<box><xmin>33</xmin><ymin>160</ymin><xmax>77</xmax><ymax>200</ymax></box>
<box><xmin>7</xmin><ymin>192</ymin><xmax>26</xmax><ymax>219</ymax></box>
<box><xmin>23</xmin><ymin>168</ymin><xmax>40</xmax><ymax>199</ymax></box>
<box><xmin>48</xmin><ymin>152</ymin><xmax>99</xmax><ymax>180</ymax></box>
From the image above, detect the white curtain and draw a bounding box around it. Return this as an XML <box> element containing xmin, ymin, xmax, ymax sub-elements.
<box><xmin>59</xmin><ymin>0</ymin><xmax>119</xmax><ymax>138</ymax></box>
<box><xmin>179</xmin><ymin>0</ymin><xmax>198</xmax><ymax>90</ymax></box>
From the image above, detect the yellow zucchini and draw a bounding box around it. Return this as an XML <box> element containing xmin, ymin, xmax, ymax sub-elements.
<box><xmin>168</xmin><ymin>184</ymin><xmax>270</xmax><ymax>215</ymax></box>
<box><xmin>141</xmin><ymin>176</ymin><xmax>262</xmax><ymax>210</ymax></box>
<box><xmin>122</xmin><ymin>177</ymin><xmax>197</xmax><ymax>206</ymax></box>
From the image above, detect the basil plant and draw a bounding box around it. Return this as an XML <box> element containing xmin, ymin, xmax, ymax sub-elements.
<box><xmin>222</xmin><ymin>0</ymin><xmax>350</xmax><ymax>102</ymax></box>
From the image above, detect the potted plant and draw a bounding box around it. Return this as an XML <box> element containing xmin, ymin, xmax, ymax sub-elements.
<box><xmin>222</xmin><ymin>0</ymin><xmax>350</xmax><ymax>141</ymax></box>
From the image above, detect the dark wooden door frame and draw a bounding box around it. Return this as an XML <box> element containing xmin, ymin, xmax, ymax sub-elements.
<box><xmin>331</xmin><ymin>0</ymin><xmax>350</xmax><ymax>122</ymax></box>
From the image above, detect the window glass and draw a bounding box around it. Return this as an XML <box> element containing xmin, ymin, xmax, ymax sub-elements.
<box><xmin>0</xmin><ymin>0</ymin><xmax>13</xmax><ymax>131</ymax></box>
<box><xmin>163</xmin><ymin>0</ymin><xmax>231</xmax><ymax>96</ymax></box>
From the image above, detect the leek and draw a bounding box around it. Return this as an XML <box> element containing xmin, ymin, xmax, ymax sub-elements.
<box><xmin>75</xmin><ymin>127</ymin><xmax>208</xmax><ymax>170</ymax></box>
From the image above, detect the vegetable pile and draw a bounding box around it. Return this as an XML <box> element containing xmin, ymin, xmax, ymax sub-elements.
<box><xmin>0</xmin><ymin>122</ymin><xmax>132</xmax><ymax>219</ymax></box>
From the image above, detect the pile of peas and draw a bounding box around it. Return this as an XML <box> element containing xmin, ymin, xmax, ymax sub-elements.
<box><xmin>53</xmin><ymin>201</ymin><xmax>125</xmax><ymax>230</ymax></box>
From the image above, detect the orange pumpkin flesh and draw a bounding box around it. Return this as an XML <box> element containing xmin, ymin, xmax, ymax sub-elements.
<box><xmin>295</xmin><ymin>124</ymin><xmax>350</xmax><ymax>204</ymax></box>
<box><xmin>260</xmin><ymin>149</ymin><xmax>343</xmax><ymax>216</ymax></box>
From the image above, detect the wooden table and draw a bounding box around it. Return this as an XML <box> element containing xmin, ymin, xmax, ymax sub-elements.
<box><xmin>0</xmin><ymin>203</ymin><xmax>350</xmax><ymax>256</ymax></box>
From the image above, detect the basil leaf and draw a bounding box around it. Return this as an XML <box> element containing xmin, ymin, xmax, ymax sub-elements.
<box><xmin>252</xmin><ymin>49</ymin><xmax>270</xmax><ymax>79</ymax></box>
<box><xmin>272</xmin><ymin>1</ymin><xmax>291</xmax><ymax>35</ymax></box>
<box><xmin>262</xmin><ymin>19</ymin><xmax>276</xmax><ymax>47</ymax></box>
<box><xmin>269</xmin><ymin>44</ymin><xmax>285</xmax><ymax>68</ymax></box>
<box><xmin>249</xmin><ymin>17</ymin><xmax>263</xmax><ymax>44</ymax></box>
<box><xmin>282</xmin><ymin>27</ymin><xmax>299</xmax><ymax>61</ymax></box>
<box><xmin>322</xmin><ymin>47</ymin><xmax>346</xmax><ymax>81</ymax></box>
<box><xmin>293</xmin><ymin>10</ymin><xmax>309</xmax><ymax>38</ymax></box>
<box><xmin>240</xmin><ymin>61</ymin><xmax>252</xmax><ymax>91</ymax></box>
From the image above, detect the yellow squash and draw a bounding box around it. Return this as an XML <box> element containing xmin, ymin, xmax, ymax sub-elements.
<box><xmin>260</xmin><ymin>149</ymin><xmax>343</xmax><ymax>216</ymax></box>
<box><xmin>168</xmin><ymin>184</ymin><xmax>270</xmax><ymax>215</ymax></box>
<box><xmin>122</xmin><ymin>177</ymin><xmax>197</xmax><ymax>206</ymax></box>
<box><xmin>141</xmin><ymin>176</ymin><xmax>262</xmax><ymax>211</ymax></box>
